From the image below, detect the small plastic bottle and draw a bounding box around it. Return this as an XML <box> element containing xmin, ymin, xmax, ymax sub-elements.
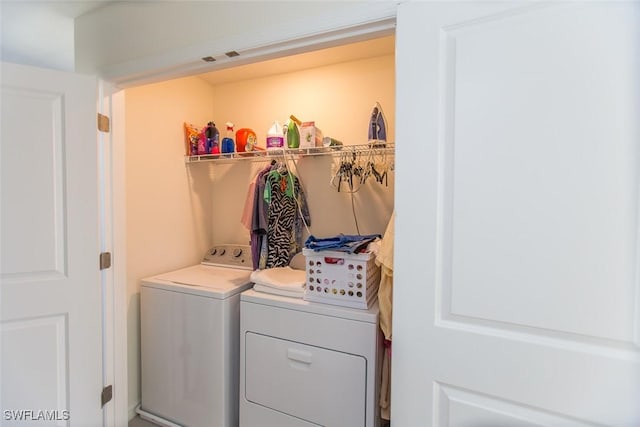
<box><xmin>205</xmin><ymin>121</ymin><xmax>220</xmax><ymax>154</ymax></box>
<box><xmin>222</xmin><ymin>122</ymin><xmax>235</xmax><ymax>155</ymax></box>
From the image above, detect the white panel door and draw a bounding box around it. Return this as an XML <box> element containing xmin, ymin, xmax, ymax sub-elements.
<box><xmin>393</xmin><ymin>2</ymin><xmax>640</xmax><ymax>426</ymax></box>
<box><xmin>1</xmin><ymin>62</ymin><xmax>102</xmax><ymax>426</ymax></box>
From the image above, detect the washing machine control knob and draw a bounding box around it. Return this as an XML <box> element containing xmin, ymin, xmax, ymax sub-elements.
<box><xmin>209</xmin><ymin>248</ymin><xmax>217</xmax><ymax>256</ymax></box>
<box><xmin>233</xmin><ymin>248</ymin><xmax>243</xmax><ymax>257</ymax></box>
<box><xmin>218</xmin><ymin>248</ymin><xmax>226</xmax><ymax>256</ymax></box>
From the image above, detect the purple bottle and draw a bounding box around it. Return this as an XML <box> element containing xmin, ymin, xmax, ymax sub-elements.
<box><xmin>205</xmin><ymin>121</ymin><xmax>219</xmax><ymax>154</ymax></box>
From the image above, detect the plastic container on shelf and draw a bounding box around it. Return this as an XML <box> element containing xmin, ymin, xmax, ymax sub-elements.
<box><xmin>300</xmin><ymin>121</ymin><xmax>323</xmax><ymax>148</ymax></box>
<box><xmin>204</xmin><ymin>121</ymin><xmax>220</xmax><ymax>154</ymax></box>
<box><xmin>221</xmin><ymin>122</ymin><xmax>235</xmax><ymax>154</ymax></box>
<box><xmin>286</xmin><ymin>115</ymin><xmax>301</xmax><ymax>149</ymax></box>
<box><xmin>235</xmin><ymin>128</ymin><xmax>256</xmax><ymax>152</ymax></box>
<box><xmin>266</xmin><ymin>121</ymin><xmax>284</xmax><ymax>150</ymax></box>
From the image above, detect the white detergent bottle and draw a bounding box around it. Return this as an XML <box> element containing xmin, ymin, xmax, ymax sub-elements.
<box><xmin>266</xmin><ymin>121</ymin><xmax>284</xmax><ymax>150</ymax></box>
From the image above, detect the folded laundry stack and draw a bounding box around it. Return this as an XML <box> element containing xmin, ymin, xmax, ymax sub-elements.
<box><xmin>250</xmin><ymin>266</ymin><xmax>306</xmax><ymax>298</ymax></box>
<box><xmin>304</xmin><ymin>233</ymin><xmax>380</xmax><ymax>254</ymax></box>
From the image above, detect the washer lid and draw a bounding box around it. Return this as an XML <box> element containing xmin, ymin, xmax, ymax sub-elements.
<box><xmin>145</xmin><ymin>265</ymin><xmax>252</xmax><ymax>298</ymax></box>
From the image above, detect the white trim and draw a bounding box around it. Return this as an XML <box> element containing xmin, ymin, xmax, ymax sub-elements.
<box><xmin>110</xmin><ymin>88</ymin><xmax>129</xmax><ymax>426</ymax></box>
<box><xmin>129</xmin><ymin>402</ymin><xmax>139</xmax><ymax>423</ymax></box>
<box><xmin>97</xmin><ymin>79</ymin><xmax>115</xmax><ymax>427</ymax></box>
<box><xmin>135</xmin><ymin>405</ymin><xmax>181</xmax><ymax>427</ymax></box>
<box><xmin>99</xmin><ymin>83</ymin><xmax>128</xmax><ymax>426</ymax></box>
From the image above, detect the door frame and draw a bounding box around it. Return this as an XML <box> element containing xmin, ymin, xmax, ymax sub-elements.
<box><xmin>100</xmin><ymin>81</ymin><xmax>129</xmax><ymax>425</ymax></box>
<box><xmin>107</xmin><ymin>13</ymin><xmax>398</xmax><ymax>421</ymax></box>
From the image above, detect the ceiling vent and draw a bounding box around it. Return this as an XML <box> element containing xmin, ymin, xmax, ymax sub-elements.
<box><xmin>225</xmin><ymin>51</ymin><xmax>240</xmax><ymax>58</ymax></box>
<box><xmin>201</xmin><ymin>56</ymin><xmax>216</xmax><ymax>62</ymax></box>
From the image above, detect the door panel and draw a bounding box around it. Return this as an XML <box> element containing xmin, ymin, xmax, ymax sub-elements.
<box><xmin>2</xmin><ymin>316</ymin><xmax>68</xmax><ymax>419</ymax></box>
<box><xmin>394</xmin><ymin>2</ymin><xmax>640</xmax><ymax>426</ymax></box>
<box><xmin>441</xmin><ymin>3</ymin><xmax>638</xmax><ymax>343</ymax></box>
<box><xmin>1</xmin><ymin>62</ymin><xmax>102</xmax><ymax>426</ymax></box>
<box><xmin>1</xmin><ymin>87</ymin><xmax>67</xmax><ymax>279</ymax></box>
<box><xmin>437</xmin><ymin>383</ymin><xmax>587</xmax><ymax>427</ymax></box>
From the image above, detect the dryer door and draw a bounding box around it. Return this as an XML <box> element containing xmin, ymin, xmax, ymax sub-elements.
<box><xmin>245</xmin><ymin>332</ymin><xmax>366</xmax><ymax>427</ymax></box>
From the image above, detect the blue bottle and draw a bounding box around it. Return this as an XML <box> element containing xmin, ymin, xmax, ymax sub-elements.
<box><xmin>221</xmin><ymin>122</ymin><xmax>235</xmax><ymax>155</ymax></box>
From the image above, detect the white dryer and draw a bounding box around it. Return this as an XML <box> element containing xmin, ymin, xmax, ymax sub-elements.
<box><xmin>239</xmin><ymin>289</ymin><xmax>382</xmax><ymax>427</ymax></box>
<box><xmin>139</xmin><ymin>244</ymin><xmax>253</xmax><ymax>427</ymax></box>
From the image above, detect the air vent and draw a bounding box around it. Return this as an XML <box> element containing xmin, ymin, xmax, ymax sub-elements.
<box><xmin>201</xmin><ymin>56</ymin><xmax>216</xmax><ymax>62</ymax></box>
<box><xmin>225</xmin><ymin>51</ymin><xmax>240</xmax><ymax>58</ymax></box>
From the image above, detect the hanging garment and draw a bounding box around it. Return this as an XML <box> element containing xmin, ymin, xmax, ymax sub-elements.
<box><xmin>376</xmin><ymin>211</ymin><xmax>394</xmax><ymax>421</ymax></box>
<box><xmin>247</xmin><ymin>164</ymin><xmax>273</xmax><ymax>270</ymax></box>
<box><xmin>379</xmin><ymin>340</ymin><xmax>392</xmax><ymax>421</ymax></box>
<box><xmin>264</xmin><ymin>169</ymin><xmax>310</xmax><ymax>268</ymax></box>
<box><xmin>376</xmin><ymin>212</ymin><xmax>394</xmax><ymax>340</ymax></box>
<box><xmin>241</xmin><ymin>171</ymin><xmax>261</xmax><ymax>231</ymax></box>
<box><xmin>292</xmin><ymin>182</ymin><xmax>311</xmax><ymax>258</ymax></box>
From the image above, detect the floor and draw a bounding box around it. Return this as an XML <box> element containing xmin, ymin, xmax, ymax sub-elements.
<box><xmin>128</xmin><ymin>414</ymin><xmax>392</xmax><ymax>426</ymax></box>
<box><xmin>128</xmin><ymin>415</ymin><xmax>158</xmax><ymax>427</ymax></box>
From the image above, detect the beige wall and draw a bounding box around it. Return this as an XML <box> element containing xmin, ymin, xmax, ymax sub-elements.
<box><xmin>125</xmin><ymin>76</ymin><xmax>216</xmax><ymax>412</ymax></box>
<box><xmin>209</xmin><ymin>54</ymin><xmax>395</xmax><ymax>147</ymax></box>
<box><xmin>209</xmin><ymin>53</ymin><xmax>395</xmax><ymax>244</ymax></box>
<box><xmin>125</xmin><ymin>53</ymin><xmax>394</xmax><ymax>412</ymax></box>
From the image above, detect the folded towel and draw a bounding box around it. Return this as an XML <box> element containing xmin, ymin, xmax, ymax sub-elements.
<box><xmin>253</xmin><ymin>283</ymin><xmax>304</xmax><ymax>299</ymax></box>
<box><xmin>250</xmin><ymin>267</ymin><xmax>306</xmax><ymax>292</ymax></box>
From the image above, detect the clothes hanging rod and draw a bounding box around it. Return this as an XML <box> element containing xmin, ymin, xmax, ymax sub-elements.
<box><xmin>184</xmin><ymin>142</ymin><xmax>395</xmax><ymax>165</ymax></box>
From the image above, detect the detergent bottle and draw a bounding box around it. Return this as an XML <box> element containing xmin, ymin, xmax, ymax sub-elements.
<box><xmin>205</xmin><ymin>121</ymin><xmax>220</xmax><ymax>154</ymax></box>
<box><xmin>221</xmin><ymin>122</ymin><xmax>235</xmax><ymax>155</ymax></box>
<box><xmin>236</xmin><ymin>128</ymin><xmax>256</xmax><ymax>152</ymax></box>
<box><xmin>266</xmin><ymin>121</ymin><xmax>284</xmax><ymax>150</ymax></box>
<box><xmin>286</xmin><ymin>115</ymin><xmax>301</xmax><ymax>149</ymax></box>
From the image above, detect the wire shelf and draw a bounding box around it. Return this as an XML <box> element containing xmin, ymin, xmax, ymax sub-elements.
<box><xmin>184</xmin><ymin>142</ymin><xmax>395</xmax><ymax>165</ymax></box>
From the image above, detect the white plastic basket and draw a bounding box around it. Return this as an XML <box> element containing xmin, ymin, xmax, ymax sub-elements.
<box><xmin>302</xmin><ymin>248</ymin><xmax>380</xmax><ymax>309</ymax></box>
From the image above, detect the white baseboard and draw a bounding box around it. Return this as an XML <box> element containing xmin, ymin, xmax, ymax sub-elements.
<box><xmin>129</xmin><ymin>401</ymin><xmax>140</xmax><ymax>421</ymax></box>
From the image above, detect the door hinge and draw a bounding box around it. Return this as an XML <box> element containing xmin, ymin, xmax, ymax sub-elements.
<box><xmin>97</xmin><ymin>113</ymin><xmax>110</xmax><ymax>132</ymax></box>
<box><xmin>99</xmin><ymin>252</ymin><xmax>112</xmax><ymax>270</ymax></box>
<box><xmin>101</xmin><ymin>385</ymin><xmax>113</xmax><ymax>407</ymax></box>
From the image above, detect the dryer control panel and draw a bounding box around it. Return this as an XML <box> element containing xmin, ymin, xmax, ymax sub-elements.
<box><xmin>202</xmin><ymin>244</ymin><xmax>252</xmax><ymax>270</ymax></box>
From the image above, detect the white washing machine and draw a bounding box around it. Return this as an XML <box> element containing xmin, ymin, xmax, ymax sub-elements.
<box><xmin>239</xmin><ymin>289</ymin><xmax>382</xmax><ymax>427</ymax></box>
<box><xmin>139</xmin><ymin>244</ymin><xmax>253</xmax><ymax>427</ymax></box>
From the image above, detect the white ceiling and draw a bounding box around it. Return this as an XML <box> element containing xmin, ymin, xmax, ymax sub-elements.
<box><xmin>197</xmin><ymin>34</ymin><xmax>396</xmax><ymax>86</ymax></box>
<box><xmin>0</xmin><ymin>1</ymin><xmax>394</xmax><ymax>80</ymax></box>
<box><xmin>0</xmin><ymin>0</ymin><xmax>116</xmax><ymax>70</ymax></box>
<box><xmin>0</xmin><ymin>0</ymin><xmax>116</xmax><ymax>21</ymax></box>
<box><xmin>8</xmin><ymin>0</ymin><xmax>115</xmax><ymax>18</ymax></box>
